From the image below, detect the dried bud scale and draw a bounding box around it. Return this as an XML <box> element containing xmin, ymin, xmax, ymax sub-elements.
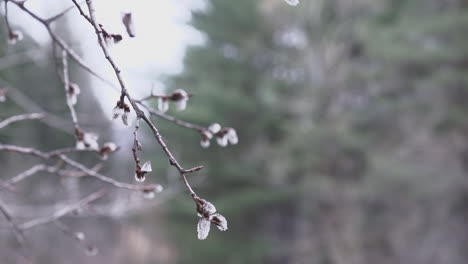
<box><xmin>122</xmin><ymin>12</ymin><xmax>135</xmax><ymax>37</ymax></box>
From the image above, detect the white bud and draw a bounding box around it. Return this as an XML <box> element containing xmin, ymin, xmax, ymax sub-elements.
<box><xmin>83</xmin><ymin>133</ymin><xmax>99</xmax><ymax>150</ymax></box>
<box><xmin>0</xmin><ymin>95</ymin><xmax>5</xmax><ymax>103</ymax></box>
<box><xmin>227</xmin><ymin>128</ymin><xmax>238</xmax><ymax>145</ymax></box>
<box><xmin>143</xmin><ymin>190</ymin><xmax>155</xmax><ymax>200</ymax></box>
<box><xmin>67</xmin><ymin>84</ymin><xmax>81</xmax><ymax>106</ymax></box>
<box><xmin>121</xmin><ymin>111</ymin><xmax>129</xmax><ymax>126</ymax></box>
<box><xmin>76</xmin><ymin>140</ymin><xmax>85</xmax><ymax>150</ymax></box>
<box><xmin>75</xmin><ymin>232</ymin><xmax>85</xmax><ymax>240</ymax></box>
<box><xmin>112</xmin><ymin>106</ymin><xmax>124</xmax><ymax>120</ymax></box>
<box><xmin>174</xmin><ymin>98</ymin><xmax>188</xmax><ymax>111</ymax></box>
<box><xmin>200</xmin><ymin>139</ymin><xmax>210</xmax><ymax>148</ymax></box>
<box><xmin>197</xmin><ymin>217</ymin><xmax>211</xmax><ymax>240</ymax></box>
<box><xmin>141</xmin><ymin>161</ymin><xmax>152</xmax><ymax>172</ymax></box>
<box><xmin>158</xmin><ymin>97</ymin><xmax>169</xmax><ymax>112</ymax></box>
<box><xmin>155</xmin><ymin>184</ymin><xmax>164</xmax><ymax>193</ymax></box>
<box><xmin>85</xmin><ymin>246</ymin><xmax>98</xmax><ymax>256</ymax></box>
<box><xmin>216</xmin><ymin>136</ymin><xmax>228</xmax><ymax>147</ymax></box>
<box><xmin>284</xmin><ymin>0</ymin><xmax>299</xmax><ymax>6</ymax></box>
<box><xmin>208</xmin><ymin>123</ymin><xmax>221</xmax><ymax>134</ymax></box>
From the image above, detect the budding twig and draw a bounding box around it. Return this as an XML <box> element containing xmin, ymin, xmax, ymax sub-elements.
<box><xmin>81</xmin><ymin>0</ymin><xmax>201</xmax><ymax>199</ymax></box>
<box><xmin>60</xmin><ymin>50</ymin><xmax>80</xmax><ymax>132</ymax></box>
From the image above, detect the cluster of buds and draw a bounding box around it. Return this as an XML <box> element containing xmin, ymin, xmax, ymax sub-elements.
<box><xmin>67</xmin><ymin>83</ymin><xmax>81</xmax><ymax>106</ymax></box>
<box><xmin>112</xmin><ymin>100</ymin><xmax>131</xmax><ymax>126</ymax></box>
<box><xmin>200</xmin><ymin>123</ymin><xmax>238</xmax><ymax>148</ymax></box>
<box><xmin>121</xmin><ymin>13</ymin><xmax>135</xmax><ymax>38</ymax></box>
<box><xmin>8</xmin><ymin>30</ymin><xmax>23</xmax><ymax>45</ymax></box>
<box><xmin>98</xmin><ymin>142</ymin><xmax>119</xmax><ymax>160</ymax></box>
<box><xmin>75</xmin><ymin>129</ymin><xmax>99</xmax><ymax>150</ymax></box>
<box><xmin>0</xmin><ymin>89</ymin><xmax>7</xmax><ymax>103</ymax></box>
<box><xmin>134</xmin><ymin>160</ymin><xmax>152</xmax><ymax>182</ymax></box>
<box><xmin>99</xmin><ymin>24</ymin><xmax>123</xmax><ymax>47</ymax></box>
<box><xmin>195</xmin><ymin>197</ymin><xmax>228</xmax><ymax>240</ymax></box>
<box><xmin>157</xmin><ymin>89</ymin><xmax>190</xmax><ymax>113</ymax></box>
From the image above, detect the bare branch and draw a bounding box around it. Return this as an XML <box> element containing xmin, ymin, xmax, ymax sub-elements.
<box><xmin>138</xmin><ymin>102</ymin><xmax>205</xmax><ymax>132</ymax></box>
<box><xmin>0</xmin><ymin>113</ymin><xmax>45</xmax><ymax>129</ymax></box>
<box><xmin>0</xmin><ymin>79</ymin><xmax>72</xmax><ymax>134</ymax></box>
<box><xmin>46</xmin><ymin>1</ymin><xmax>85</xmax><ymax>23</ymax></box>
<box><xmin>0</xmin><ymin>197</ymin><xmax>27</xmax><ymax>248</ymax></box>
<box><xmin>3</xmin><ymin>164</ymin><xmax>46</xmax><ymax>186</ymax></box>
<box><xmin>18</xmin><ymin>189</ymin><xmax>106</xmax><ymax>230</ymax></box>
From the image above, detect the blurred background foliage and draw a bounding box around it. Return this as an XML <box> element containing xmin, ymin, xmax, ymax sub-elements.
<box><xmin>2</xmin><ymin>0</ymin><xmax>468</xmax><ymax>263</ymax></box>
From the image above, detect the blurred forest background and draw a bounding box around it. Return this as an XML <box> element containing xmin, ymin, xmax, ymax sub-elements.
<box><xmin>2</xmin><ymin>0</ymin><xmax>468</xmax><ymax>263</ymax></box>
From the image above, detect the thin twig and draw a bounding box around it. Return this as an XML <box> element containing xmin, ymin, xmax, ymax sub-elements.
<box><xmin>0</xmin><ymin>113</ymin><xmax>45</xmax><ymax>129</ymax></box>
<box><xmin>46</xmin><ymin>1</ymin><xmax>86</xmax><ymax>23</ymax></box>
<box><xmin>8</xmin><ymin>1</ymin><xmax>118</xmax><ymax>91</ymax></box>
<box><xmin>18</xmin><ymin>189</ymin><xmax>106</xmax><ymax>230</ymax></box>
<box><xmin>60</xmin><ymin>50</ymin><xmax>80</xmax><ymax>132</ymax></box>
<box><xmin>58</xmin><ymin>154</ymin><xmax>159</xmax><ymax>192</ymax></box>
<box><xmin>138</xmin><ymin>102</ymin><xmax>205</xmax><ymax>132</ymax></box>
<box><xmin>4</xmin><ymin>164</ymin><xmax>46</xmax><ymax>186</ymax></box>
<box><xmin>0</xmin><ymin>197</ymin><xmax>27</xmax><ymax>247</ymax></box>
